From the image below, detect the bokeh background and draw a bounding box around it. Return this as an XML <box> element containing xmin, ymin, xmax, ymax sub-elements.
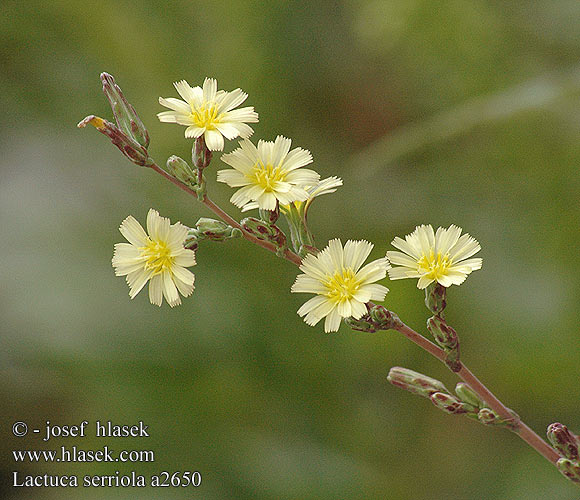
<box><xmin>1</xmin><ymin>1</ymin><xmax>580</xmax><ymax>498</ymax></box>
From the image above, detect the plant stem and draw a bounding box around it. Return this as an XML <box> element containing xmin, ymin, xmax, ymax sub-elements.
<box><xmin>395</xmin><ymin>322</ymin><xmax>561</xmax><ymax>465</ymax></box>
<box><xmin>149</xmin><ymin>157</ymin><xmax>561</xmax><ymax>468</ymax></box>
<box><xmin>147</xmin><ymin>161</ymin><xmax>302</xmax><ymax>267</ymax></box>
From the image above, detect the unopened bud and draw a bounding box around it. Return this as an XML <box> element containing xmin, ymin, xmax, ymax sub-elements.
<box><xmin>260</xmin><ymin>206</ymin><xmax>280</xmax><ymax>224</ymax></box>
<box><xmin>455</xmin><ymin>383</ymin><xmax>482</xmax><ymax>408</ymax></box>
<box><xmin>166</xmin><ymin>156</ymin><xmax>197</xmax><ymax>187</ymax></box>
<box><xmin>368</xmin><ymin>304</ymin><xmax>402</xmax><ymax>330</ymax></box>
<box><xmin>345</xmin><ymin>316</ymin><xmax>377</xmax><ymax>333</ymax></box>
<box><xmin>77</xmin><ymin>115</ymin><xmax>151</xmax><ymax>166</ymax></box>
<box><xmin>476</xmin><ymin>407</ymin><xmax>519</xmax><ymax>429</ymax></box>
<box><xmin>388</xmin><ymin>367</ymin><xmax>449</xmax><ymax>399</ymax></box>
<box><xmin>556</xmin><ymin>458</ymin><xmax>580</xmax><ymax>484</ymax></box>
<box><xmin>477</xmin><ymin>408</ymin><xmax>499</xmax><ymax>425</ymax></box>
<box><xmin>548</xmin><ymin>423</ymin><xmax>579</xmax><ymax>461</ymax></box>
<box><xmin>100</xmin><ymin>72</ymin><xmax>149</xmax><ymax>148</ymax></box>
<box><xmin>195</xmin><ymin>218</ymin><xmax>242</xmax><ymax>242</ymax></box>
<box><xmin>427</xmin><ymin>315</ymin><xmax>458</xmax><ymax>349</ymax></box>
<box><xmin>241</xmin><ymin>217</ymin><xmax>286</xmax><ymax>249</ymax></box>
<box><xmin>425</xmin><ymin>283</ymin><xmax>447</xmax><ymax>315</ymax></box>
<box><xmin>193</xmin><ymin>136</ymin><xmax>212</xmax><ymax>170</ymax></box>
<box><xmin>430</xmin><ymin>392</ymin><xmax>475</xmax><ymax>415</ymax></box>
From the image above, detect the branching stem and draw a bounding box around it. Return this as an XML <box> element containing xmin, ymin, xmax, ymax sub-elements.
<box><xmin>149</xmin><ymin>155</ymin><xmax>561</xmax><ymax>471</ymax></box>
<box><xmin>147</xmin><ymin>161</ymin><xmax>302</xmax><ymax>267</ymax></box>
<box><xmin>395</xmin><ymin>323</ymin><xmax>561</xmax><ymax>465</ymax></box>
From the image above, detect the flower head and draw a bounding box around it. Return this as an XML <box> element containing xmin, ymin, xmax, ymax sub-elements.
<box><xmin>386</xmin><ymin>224</ymin><xmax>482</xmax><ymax>289</ymax></box>
<box><xmin>217</xmin><ymin>136</ymin><xmax>320</xmax><ymax>211</ymax></box>
<box><xmin>291</xmin><ymin>239</ymin><xmax>390</xmax><ymax>333</ymax></box>
<box><xmin>241</xmin><ymin>176</ymin><xmax>343</xmax><ymax>213</ymax></box>
<box><xmin>157</xmin><ymin>78</ymin><xmax>258</xmax><ymax>151</ymax></box>
<box><xmin>112</xmin><ymin>209</ymin><xmax>196</xmax><ymax>307</ymax></box>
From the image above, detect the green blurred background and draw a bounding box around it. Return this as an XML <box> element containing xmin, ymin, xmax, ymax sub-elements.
<box><xmin>1</xmin><ymin>0</ymin><xmax>580</xmax><ymax>498</ymax></box>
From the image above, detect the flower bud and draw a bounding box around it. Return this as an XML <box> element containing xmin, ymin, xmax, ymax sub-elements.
<box><xmin>430</xmin><ymin>392</ymin><xmax>475</xmax><ymax>415</ymax></box>
<box><xmin>477</xmin><ymin>408</ymin><xmax>499</xmax><ymax>425</ymax></box>
<box><xmin>547</xmin><ymin>423</ymin><xmax>579</xmax><ymax>461</ymax></box>
<box><xmin>476</xmin><ymin>407</ymin><xmax>519</xmax><ymax>429</ymax></box>
<box><xmin>556</xmin><ymin>458</ymin><xmax>580</xmax><ymax>484</ymax></box>
<box><xmin>77</xmin><ymin>115</ymin><xmax>151</xmax><ymax>166</ymax></box>
<box><xmin>194</xmin><ymin>218</ymin><xmax>242</xmax><ymax>242</ymax></box>
<box><xmin>241</xmin><ymin>217</ymin><xmax>286</xmax><ymax>249</ymax></box>
<box><xmin>425</xmin><ymin>283</ymin><xmax>447</xmax><ymax>315</ymax></box>
<box><xmin>387</xmin><ymin>367</ymin><xmax>449</xmax><ymax>399</ymax></box>
<box><xmin>345</xmin><ymin>316</ymin><xmax>377</xmax><ymax>333</ymax></box>
<box><xmin>455</xmin><ymin>382</ymin><xmax>482</xmax><ymax>408</ymax></box>
<box><xmin>193</xmin><ymin>136</ymin><xmax>212</xmax><ymax>170</ymax></box>
<box><xmin>368</xmin><ymin>304</ymin><xmax>402</xmax><ymax>330</ymax></box>
<box><xmin>260</xmin><ymin>206</ymin><xmax>280</xmax><ymax>225</ymax></box>
<box><xmin>100</xmin><ymin>72</ymin><xmax>149</xmax><ymax>148</ymax></box>
<box><xmin>166</xmin><ymin>156</ymin><xmax>197</xmax><ymax>187</ymax></box>
<box><xmin>426</xmin><ymin>315</ymin><xmax>458</xmax><ymax>349</ymax></box>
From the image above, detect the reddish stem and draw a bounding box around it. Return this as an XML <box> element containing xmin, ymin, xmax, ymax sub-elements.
<box><xmin>148</xmin><ymin>162</ymin><xmax>302</xmax><ymax>267</ymax></box>
<box><xmin>395</xmin><ymin>323</ymin><xmax>560</xmax><ymax>465</ymax></box>
<box><xmin>149</xmin><ymin>158</ymin><xmax>560</xmax><ymax>468</ymax></box>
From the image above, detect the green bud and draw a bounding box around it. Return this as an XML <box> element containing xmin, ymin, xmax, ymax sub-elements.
<box><xmin>556</xmin><ymin>458</ymin><xmax>580</xmax><ymax>483</ymax></box>
<box><xmin>197</xmin><ymin>218</ymin><xmax>242</xmax><ymax>241</ymax></box>
<box><xmin>387</xmin><ymin>367</ymin><xmax>450</xmax><ymax>399</ymax></box>
<box><xmin>455</xmin><ymin>383</ymin><xmax>483</xmax><ymax>408</ymax></box>
<box><xmin>345</xmin><ymin>316</ymin><xmax>377</xmax><ymax>333</ymax></box>
<box><xmin>444</xmin><ymin>346</ymin><xmax>462</xmax><ymax>372</ymax></box>
<box><xmin>241</xmin><ymin>217</ymin><xmax>287</xmax><ymax>249</ymax></box>
<box><xmin>77</xmin><ymin>115</ymin><xmax>151</xmax><ymax>167</ymax></box>
<box><xmin>186</xmin><ymin>218</ymin><xmax>242</xmax><ymax>247</ymax></box>
<box><xmin>184</xmin><ymin>236</ymin><xmax>198</xmax><ymax>250</ymax></box>
<box><xmin>425</xmin><ymin>283</ymin><xmax>447</xmax><ymax>315</ymax></box>
<box><xmin>477</xmin><ymin>408</ymin><xmax>499</xmax><ymax>425</ymax></box>
<box><xmin>100</xmin><ymin>73</ymin><xmax>149</xmax><ymax>148</ymax></box>
<box><xmin>427</xmin><ymin>315</ymin><xmax>458</xmax><ymax>349</ymax></box>
<box><xmin>346</xmin><ymin>304</ymin><xmax>402</xmax><ymax>333</ymax></box>
<box><xmin>548</xmin><ymin>423</ymin><xmax>579</xmax><ymax>461</ymax></box>
<box><xmin>430</xmin><ymin>392</ymin><xmax>476</xmax><ymax>415</ymax></box>
<box><xmin>368</xmin><ymin>304</ymin><xmax>403</xmax><ymax>330</ymax></box>
<box><xmin>285</xmin><ymin>203</ymin><xmax>315</xmax><ymax>254</ymax></box>
<box><xmin>260</xmin><ymin>206</ymin><xmax>280</xmax><ymax>224</ymax></box>
<box><xmin>166</xmin><ymin>156</ymin><xmax>197</xmax><ymax>187</ymax></box>
<box><xmin>476</xmin><ymin>407</ymin><xmax>519</xmax><ymax>429</ymax></box>
<box><xmin>193</xmin><ymin>136</ymin><xmax>212</xmax><ymax>170</ymax></box>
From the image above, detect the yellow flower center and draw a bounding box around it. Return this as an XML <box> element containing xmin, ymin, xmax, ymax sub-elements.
<box><xmin>324</xmin><ymin>268</ymin><xmax>361</xmax><ymax>304</ymax></box>
<box><xmin>140</xmin><ymin>239</ymin><xmax>174</xmax><ymax>275</ymax></box>
<box><xmin>191</xmin><ymin>104</ymin><xmax>220</xmax><ymax>130</ymax></box>
<box><xmin>417</xmin><ymin>250</ymin><xmax>452</xmax><ymax>279</ymax></box>
<box><xmin>249</xmin><ymin>162</ymin><xmax>287</xmax><ymax>192</ymax></box>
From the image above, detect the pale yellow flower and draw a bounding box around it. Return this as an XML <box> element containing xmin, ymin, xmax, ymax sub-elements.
<box><xmin>291</xmin><ymin>239</ymin><xmax>390</xmax><ymax>333</ymax></box>
<box><xmin>157</xmin><ymin>78</ymin><xmax>258</xmax><ymax>151</ymax></box>
<box><xmin>112</xmin><ymin>209</ymin><xmax>196</xmax><ymax>307</ymax></box>
<box><xmin>241</xmin><ymin>175</ymin><xmax>343</xmax><ymax>213</ymax></box>
<box><xmin>217</xmin><ymin>136</ymin><xmax>320</xmax><ymax>211</ymax></box>
<box><xmin>386</xmin><ymin>224</ymin><xmax>482</xmax><ymax>289</ymax></box>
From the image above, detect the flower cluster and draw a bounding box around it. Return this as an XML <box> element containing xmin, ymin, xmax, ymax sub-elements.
<box><xmin>110</xmin><ymin>77</ymin><xmax>483</xmax><ymax>333</ymax></box>
<box><xmin>85</xmin><ymin>74</ymin><xmax>576</xmax><ymax>489</ymax></box>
